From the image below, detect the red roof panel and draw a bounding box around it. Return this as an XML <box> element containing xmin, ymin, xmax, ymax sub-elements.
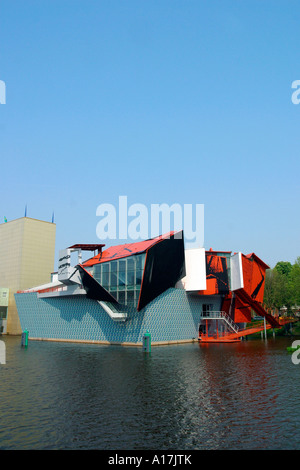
<box><xmin>244</xmin><ymin>253</ymin><xmax>270</xmax><ymax>270</ymax></box>
<box><xmin>82</xmin><ymin>231</ymin><xmax>176</xmax><ymax>267</ymax></box>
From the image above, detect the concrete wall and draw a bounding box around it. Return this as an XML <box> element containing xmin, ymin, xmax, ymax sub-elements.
<box><xmin>0</xmin><ymin>217</ymin><xmax>56</xmax><ymax>334</ymax></box>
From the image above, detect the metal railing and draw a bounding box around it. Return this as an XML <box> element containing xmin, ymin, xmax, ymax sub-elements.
<box><xmin>201</xmin><ymin>311</ymin><xmax>239</xmax><ymax>333</ymax></box>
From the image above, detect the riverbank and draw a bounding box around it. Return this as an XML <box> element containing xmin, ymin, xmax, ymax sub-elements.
<box><xmin>247</xmin><ymin>320</ymin><xmax>300</xmax><ymax>339</ymax></box>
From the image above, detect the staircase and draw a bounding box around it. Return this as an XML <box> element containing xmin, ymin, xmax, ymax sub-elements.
<box><xmin>201</xmin><ymin>311</ymin><xmax>240</xmax><ymax>334</ymax></box>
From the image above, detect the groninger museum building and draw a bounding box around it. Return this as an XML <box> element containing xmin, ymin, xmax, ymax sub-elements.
<box><xmin>15</xmin><ymin>230</ymin><xmax>279</xmax><ymax>346</ymax></box>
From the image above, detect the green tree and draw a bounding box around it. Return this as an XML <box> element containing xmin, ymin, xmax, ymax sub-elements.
<box><xmin>264</xmin><ymin>269</ymin><xmax>276</xmax><ymax>312</ymax></box>
<box><xmin>274</xmin><ymin>261</ymin><xmax>292</xmax><ymax>276</ymax></box>
<box><xmin>273</xmin><ymin>269</ymin><xmax>290</xmax><ymax>312</ymax></box>
<box><xmin>264</xmin><ymin>268</ymin><xmax>286</xmax><ymax>312</ymax></box>
<box><xmin>289</xmin><ymin>257</ymin><xmax>300</xmax><ymax>306</ymax></box>
<box><xmin>264</xmin><ymin>259</ymin><xmax>299</xmax><ymax>314</ymax></box>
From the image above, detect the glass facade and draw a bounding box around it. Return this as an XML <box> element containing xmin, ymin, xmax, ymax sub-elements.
<box><xmin>93</xmin><ymin>253</ymin><xmax>146</xmax><ymax>308</ymax></box>
<box><xmin>0</xmin><ymin>306</ymin><xmax>7</xmax><ymax>319</ymax></box>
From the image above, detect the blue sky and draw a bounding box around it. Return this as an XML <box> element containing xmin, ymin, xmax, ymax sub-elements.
<box><xmin>0</xmin><ymin>0</ymin><xmax>299</xmax><ymax>268</ymax></box>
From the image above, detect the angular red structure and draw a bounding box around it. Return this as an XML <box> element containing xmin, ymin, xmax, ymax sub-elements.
<box><xmin>198</xmin><ymin>250</ymin><xmax>280</xmax><ymax>342</ymax></box>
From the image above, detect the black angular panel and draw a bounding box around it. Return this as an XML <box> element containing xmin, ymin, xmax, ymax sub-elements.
<box><xmin>77</xmin><ymin>265</ymin><xmax>118</xmax><ymax>303</ymax></box>
<box><xmin>137</xmin><ymin>231</ymin><xmax>185</xmax><ymax>311</ymax></box>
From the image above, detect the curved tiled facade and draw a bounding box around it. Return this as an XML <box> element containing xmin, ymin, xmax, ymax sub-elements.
<box><xmin>15</xmin><ymin>289</ymin><xmax>221</xmax><ymax>345</ymax></box>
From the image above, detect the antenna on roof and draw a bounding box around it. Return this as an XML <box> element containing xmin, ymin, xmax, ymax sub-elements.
<box><xmin>24</xmin><ymin>204</ymin><xmax>27</xmax><ymax>217</ymax></box>
<box><xmin>52</xmin><ymin>211</ymin><xmax>55</xmax><ymax>223</ymax></box>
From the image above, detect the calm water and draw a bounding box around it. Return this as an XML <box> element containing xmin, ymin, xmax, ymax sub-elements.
<box><xmin>0</xmin><ymin>335</ymin><xmax>300</xmax><ymax>450</ymax></box>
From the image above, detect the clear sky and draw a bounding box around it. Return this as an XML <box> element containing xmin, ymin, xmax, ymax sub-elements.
<box><xmin>0</xmin><ymin>0</ymin><xmax>299</xmax><ymax>268</ymax></box>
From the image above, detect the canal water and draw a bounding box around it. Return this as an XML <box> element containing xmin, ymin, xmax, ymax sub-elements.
<box><xmin>0</xmin><ymin>335</ymin><xmax>300</xmax><ymax>450</ymax></box>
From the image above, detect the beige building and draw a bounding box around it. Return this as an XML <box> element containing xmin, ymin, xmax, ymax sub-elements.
<box><xmin>0</xmin><ymin>217</ymin><xmax>56</xmax><ymax>334</ymax></box>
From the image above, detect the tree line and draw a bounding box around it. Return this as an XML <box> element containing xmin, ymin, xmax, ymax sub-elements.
<box><xmin>264</xmin><ymin>257</ymin><xmax>300</xmax><ymax>315</ymax></box>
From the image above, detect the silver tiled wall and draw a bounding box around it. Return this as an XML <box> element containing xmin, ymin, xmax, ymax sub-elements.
<box><xmin>15</xmin><ymin>289</ymin><xmax>221</xmax><ymax>344</ymax></box>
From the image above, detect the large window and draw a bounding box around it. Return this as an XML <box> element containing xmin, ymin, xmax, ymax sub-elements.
<box><xmin>0</xmin><ymin>306</ymin><xmax>7</xmax><ymax>319</ymax></box>
<box><xmin>202</xmin><ymin>304</ymin><xmax>213</xmax><ymax>316</ymax></box>
<box><xmin>93</xmin><ymin>253</ymin><xmax>146</xmax><ymax>308</ymax></box>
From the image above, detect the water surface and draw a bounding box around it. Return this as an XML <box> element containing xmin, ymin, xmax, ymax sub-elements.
<box><xmin>0</xmin><ymin>335</ymin><xmax>299</xmax><ymax>450</ymax></box>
